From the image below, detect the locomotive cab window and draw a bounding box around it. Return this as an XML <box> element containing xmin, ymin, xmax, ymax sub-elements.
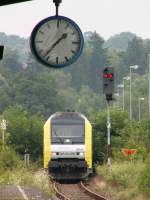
<box><xmin>51</xmin><ymin>116</ymin><xmax>85</xmax><ymax>144</ymax></box>
<box><xmin>51</xmin><ymin>124</ymin><xmax>84</xmax><ymax>144</ymax></box>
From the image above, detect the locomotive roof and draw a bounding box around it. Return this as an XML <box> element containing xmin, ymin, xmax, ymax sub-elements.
<box><xmin>52</xmin><ymin>112</ymin><xmax>83</xmax><ymax>119</ymax></box>
<box><xmin>49</xmin><ymin>112</ymin><xmax>89</xmax><ymax>122</ymax></box>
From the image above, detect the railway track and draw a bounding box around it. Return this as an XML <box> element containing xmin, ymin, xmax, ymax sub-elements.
<box><xmin>53</xmin><ymin>181</ymin><xmax>108</xmax><ymax>200</ymax></box>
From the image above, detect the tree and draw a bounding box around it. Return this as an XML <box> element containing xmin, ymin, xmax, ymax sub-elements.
<box><xmin>107</xmin><ymin>49</ymin><xmax>127</xmax><ymax>84</ymax></box>
<box><xmin>3</xmin><ymin>106</ymin><xmax>44</xmax><ymax>159</ymax></box>
<box><xmin>75</xmin><ymin>85</ymin><xmax>104</xmax><ymax>117</ymax></box>
<box><xmin>105</xmin><ymin>32</ymin><xmax>135</xmax><ymax>50</ymax></box>
<box><xmin>2</xmin><ymin>48</ymin><xmax>23</xmax><ymax>73</ymax></box>
<box><xmin>93</xmin><ymin>109</ymin><xmax>129</xmax><ymax>163</ymax></box>
<box><xmin>11</xmin><ymin>71</ymin><xmax>65</xmax><ymax>117</ymax></box>
<box><xmin>88</xmin><ymin>32</ymin><xmax>109</xmax><ymax>92</ymax></box>
<box><xmin>125</xmin><ymin>36</ymin><xmax>147</xmax><ymax>74</ymax></box>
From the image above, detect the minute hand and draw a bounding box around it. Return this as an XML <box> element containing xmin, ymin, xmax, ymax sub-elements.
<box><xmin>44</xmin><ymin>33</ymin><xmax>67</xmax><ymax>57</ymax></box>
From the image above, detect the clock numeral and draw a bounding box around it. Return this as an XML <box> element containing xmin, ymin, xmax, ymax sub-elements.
<box><xmin>71</xmin><ymin>50</ymin><xmax>76</xmax><ymax>54</ymax></box>
<box><xmin>46</xmin><ymin>56</ymin><xmax>50</xmax><ymax>61</ymax></box>
<box><xmin>56</xmin><ymin>57</ymin><xmax>59</xmax><ymax>64</ymax></box>
<box><xmin>65</xmin><ymin>56</ymin><xmax>69</xmax><ymax>62</ymax></box>
<box><xmin>36</xmin><ymin>41</ymin><xmax>43</xmax><ymax>43</ymax></box>
<box><xmin>39</xmin><ymin>49</ymin><xmax>44</xmax><ymax>54</ymax></box>
<box><xmin>39</xmin><ymin>30</ymin><xmax>44</xmax><ymax>34</ymax></box>
<box><xmin>57</xmin><ymin>19</ymin><xmax>61</xmax><ymax>28</ymax></box>
<box><xmin>72</xmin><ymin>41</ymin><xmax>80</xmax><ymax>44</ymax></box>
<box><xmin>47</xmin><ymin>23</ymin><xmax>51</xmax><ymax>29</ymax></box>
<box><xmin>65</xmin><ymin>23</ymin><xmax>69</xmax><ymax>29</ymax></box>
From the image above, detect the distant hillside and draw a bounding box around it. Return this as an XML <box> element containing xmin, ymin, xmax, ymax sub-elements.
<box><xmin>0</xmin><ymin>31</ymin><xmax>145</xmax><ymax>53</ymax></box>
<box><xmin>104</xmin><ymin>32</ymin><xmax>136</xmax><ymax>50</ymax></box>
<box><xmin>0</xmin><ymin>32</ymin><xmax>28</xmax><ymax>49</ymax></box>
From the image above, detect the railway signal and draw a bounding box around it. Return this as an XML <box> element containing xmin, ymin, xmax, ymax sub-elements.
<box><xmin>103</xmin><ymin>66</ymin><xmax>114</xmax><ymax>101</ymax></box>
<box><xmin>102</xmin><ymin>66</ymin><xmax>114</xmax><ymax>168</ymax></box>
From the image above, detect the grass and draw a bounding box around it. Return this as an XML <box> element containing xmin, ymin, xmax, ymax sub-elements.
<box><xmin>0</xmin><ymin>146</ymin><xmax>53</xmax><ymax>197</ymax></box>
<box><xmin>96</xmin><ymin>161</ymin><xmax>149</xmax><ymax>200</ymax></box>
<box><xmin>0</xmin><ymin>166</ymin><xmax>53</xmax><ymax>197</ymax></box>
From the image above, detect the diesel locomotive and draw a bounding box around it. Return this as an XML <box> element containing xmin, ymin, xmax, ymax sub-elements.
<box><xmin>43</xmin><ymin>112</ymin><xmax>92</xmax><ymax>180</ymax></box>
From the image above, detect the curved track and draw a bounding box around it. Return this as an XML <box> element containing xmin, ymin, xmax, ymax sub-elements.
<box><xmin>53</xmin><ymin>181</ymin><xmax>108</xmax><ymax>200</ymax></box>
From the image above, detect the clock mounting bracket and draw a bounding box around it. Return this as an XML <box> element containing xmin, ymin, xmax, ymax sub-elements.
<box><xmin>53</xmin><ymin>0</ymin><xmax>62</xmax><ymax>16</ymax></box>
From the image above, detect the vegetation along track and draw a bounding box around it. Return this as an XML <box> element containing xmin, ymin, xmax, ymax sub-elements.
<box><xmin>53</xmin><ymin>181</ymin><xmax>108</xmax><ymax>200</ymax></box>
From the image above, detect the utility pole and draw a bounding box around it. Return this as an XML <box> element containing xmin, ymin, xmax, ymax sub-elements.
<box><xmin>138</xmin><ymin>97</ymin><xmax>145</xmax><ymax>121</ymax></box>
<box><xmin>123</xmin><ymin>76</ymin><xmax>130</xmax><ymax>111</ymax></box>
<box><xmin>117</xmin><ymin>84</ymin><xmax>124</xmax><ymax>110</ymax></box>
<box><xmin>122</xmin><ymin>81</ymin><xmax>125</xmax><ymax>111</ymax></box>
<box><xmin>148</xmin><ymin>54</ymin><xmax>150</xmax><ymax>114</ymax></box>
<box><xmin>129</xmin><ymin>65</ymin><xmax>138</xmax><ymax>120</ymax></box>
<box><xmin>24</xmin><ymin>149</ymin><xmax>30</xmax><ymax>168</ymax></box>
<box><xmin>1</xmin><ymin>119</ymin><xmax>7</xmax><ymax>148</ymax></box>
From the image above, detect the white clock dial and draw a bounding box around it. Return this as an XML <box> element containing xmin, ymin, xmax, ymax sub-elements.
<box><xmin>30</xmin><ymin>16</ymin><xmax>84</xmax><ymax>68</ymax></box>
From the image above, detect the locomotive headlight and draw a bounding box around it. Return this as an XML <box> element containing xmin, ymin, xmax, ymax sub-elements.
<box><xmin>79</xmin><ymin>152</ymin><xmax>84</xmax><ymax>156</ymax></box>
<box><xmin>52</xmin><ymin>152</ymin><xmax>59</xmax><ymax>156</ymax></box>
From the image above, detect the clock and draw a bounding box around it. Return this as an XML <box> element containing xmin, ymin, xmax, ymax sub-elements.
<box><xmin>30</xmin><ymin>15</ymin><xmax>84</xmax><ymax>68</ymax></box>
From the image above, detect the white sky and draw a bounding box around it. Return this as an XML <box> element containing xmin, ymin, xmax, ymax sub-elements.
<box><xmin>0</xmin><ymin>0</ymin><xmax>150</xmax><ymax>40</ymax></box>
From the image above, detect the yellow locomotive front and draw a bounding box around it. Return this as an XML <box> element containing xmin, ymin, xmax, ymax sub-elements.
<box><xmin>44</xmin><ymin>112</ymin><xmax>92</xmax><ymax>180</ymax></box>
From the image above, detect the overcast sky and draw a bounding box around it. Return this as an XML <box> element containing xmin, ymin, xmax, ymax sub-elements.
<box><xmin>0</xmin><ymin>0</ymin><xmax>150</xmax><ymax>40</ymax></box>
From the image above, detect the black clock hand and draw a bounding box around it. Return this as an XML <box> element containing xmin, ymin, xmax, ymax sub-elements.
<box><xmin>44</xmin><ymin>33</ymin><xmax>67</xmax><ymax>57</ymax></box>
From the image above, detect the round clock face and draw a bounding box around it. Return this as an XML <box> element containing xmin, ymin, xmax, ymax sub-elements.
<box><xmin>30</xmin><ymin>16</ymin><xmax>84</xmax><ymax>68</ymax></box>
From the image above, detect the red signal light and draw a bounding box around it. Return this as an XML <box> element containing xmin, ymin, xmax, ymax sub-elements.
<box><xmin>103</xmin><ymin>73</ymin><xmax>113</xmax><ymax>78</ymax></box>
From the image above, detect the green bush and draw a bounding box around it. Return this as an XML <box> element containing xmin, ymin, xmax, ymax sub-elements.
<box><xmin>96</xmin><ymin>161</ymin><xmax>147</xmax><ymax>200</ymax></box>
<box><xmin>97</xmin><ymin>162</ymin><xmax>144</xmax><ymax>188</ymax></box>
<box><xmin>0</xmin><ymin>146</ymin><xmax>21</xmax><ymax>170</ymax></box>
<box><xmin>139</xmin><ymin>157</ymin><xmax>150</xmax><ymax>197</ymax></box>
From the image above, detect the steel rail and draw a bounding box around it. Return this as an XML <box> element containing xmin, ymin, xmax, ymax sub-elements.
<box><xmin>80</xmin><ymin>181</ymin><xmax>108</xmax><ymax>200</ymax></box>
<box><xmin>53</xmin><ymin>182</ymin><xmax>70</xmax><ymax>200</ymax></box>
<box><xmin>53</xmin><ymin>181</ymin><xmax>109</xmax><ymax>200</ymax></box>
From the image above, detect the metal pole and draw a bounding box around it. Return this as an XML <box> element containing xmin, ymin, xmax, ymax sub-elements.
<box><xmin>1</xmin><ymin>119</ymin><xmax>7</xmax><ymax>148</ymax></box>
<box><xmin>117</xmin><ymin>87</ymin><xmax>120</xmax><ymax>108</ymax></box>
<box><xmin>107</xmin><ymin>102</ymin><xmax>111</xmax><ymax>166</ymax></box>
<box><xmin>24</xmin><ymin>154</ymin><xmax>30</xmax><ymax>167</ymax></box>
<box><xmin>123</xmin><ymin>80</ymin><xmax>125</xmax><ymax>111</ymax></box>
<box><xmin>138</xmin><ymin>98</ymin><xmax>144</xmax><ymax>121</ymax></box>
<box><xmin>139</xmin><ymin>99</ymin><xmax>141</xmax><ymax>121</ymax></box>
<box><xmin>130</xmin><ymin>68</ymin><xmax>132</xmax><ymax>120</ymax></box>
<box><xmin>123</xmin><ymin>76</ymin><xmax>131</xmax><ymax>112</ymax></box>
<box><xmin>2</xmin><ymin>129</ymin><xmax>5</xmax><ymax>147</ymax></box>
<box><xmin>149</xmin><ymin>54</ymin><xmax>150</xmax><ymax>114</ymax></box>
<box><xmin>27</xmin><ymin>154</ymin><xmax>30</xmax><ymax>167</ymax></box>
<box><xmin>24</xmin><ymin>154</ymin><xmax>27</xmax><ymax>166</ymax></box>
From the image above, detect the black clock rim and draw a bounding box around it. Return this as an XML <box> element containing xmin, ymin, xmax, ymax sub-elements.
<box><xmin>30</xmin><ymin>15</ymin><xmax>84</xmax><ymax>68</ymax></box>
